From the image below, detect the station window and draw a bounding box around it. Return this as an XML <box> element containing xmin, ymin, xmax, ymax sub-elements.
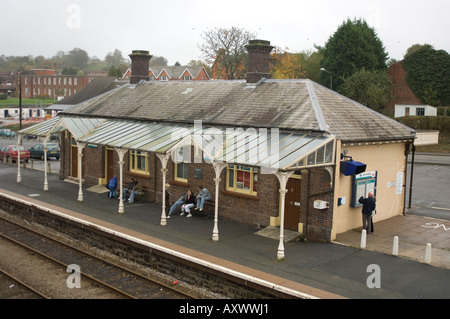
<box><xmin>129</xmin><ymin>150</ymin><xmax>149</xmax><ymax>175</ymax></box>
<box><xmin>174</xmin><ymin>147</ymin><xmax>189</xmax><ymax>182</ymax></box>
<box><xmin>226</xmin><ymin>164</ymin><xmax>258</xmax><ymax>196</ymax></box>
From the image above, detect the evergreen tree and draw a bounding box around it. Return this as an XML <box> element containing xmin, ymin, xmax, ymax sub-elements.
<box><xmin>341</xmin><ymin>67</ymin><xmax>392</xmax><ymax>111</ymax></box>
<box><xmin>108</xmin><ymin>66</ymin><xmax>122</xmax><ymax>77</ymax></box>
<box><xmin>321</xmin><ymin>18</ymin><xmax>388</xmax><ymax>92</ymax></box>
<box><xmin>402</xmin><ymin>45</ymin><xmax>450</xmax><ymax>106</ymax></box>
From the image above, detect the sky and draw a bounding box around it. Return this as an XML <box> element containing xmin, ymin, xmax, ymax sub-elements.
<box><xmin>2</xmin><ymin>0</ymin><xmax>450</xmax><ymax>65</ymax></box>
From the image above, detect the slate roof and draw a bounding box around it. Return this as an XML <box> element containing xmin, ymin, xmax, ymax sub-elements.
<box><xmin>63</xmin><ymin>79</ymin><xmax>415</xmax><ymax>143</ymax></box>
<box><xmin>47</xmin><ymin>77</ymin><xmax>128</xmax><ymax>111</ymax></box>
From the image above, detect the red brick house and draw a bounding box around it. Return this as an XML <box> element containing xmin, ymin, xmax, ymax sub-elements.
<box><xmin>15</xmin><ymin>69</ymin><xmax>92</xmax><ymax>99</ymax></box>
<box><xmin>123</xmin><ymin>65</ymin><xmax>210</xmax><ymax>81</ymax></box>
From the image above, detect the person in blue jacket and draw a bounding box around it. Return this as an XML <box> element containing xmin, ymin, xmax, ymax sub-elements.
<box><xmin>107</xmin><ymin>176</ymin><xmax>118</xmax><ymax>198</ymax></box>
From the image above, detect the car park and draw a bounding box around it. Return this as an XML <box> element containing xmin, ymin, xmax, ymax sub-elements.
<box><xmin>28</xmin><ymin>143</ymin><xmax>60</xmax><ymax>160</ymax></box>
<box><xmin>0</xmin><ymin>144</ymin><xmax>30</xmax><ymax>162</ymax></box>
<box><xmin>0</xmin><ymin>128</ymin><xmax>17</xmax><ymax>138</ymax></box>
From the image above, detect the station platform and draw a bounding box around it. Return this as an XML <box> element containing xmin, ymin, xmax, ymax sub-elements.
<box><xmin>1</xmin><ymin>163</ymin><xmax>449</xmax><ymax>299</ymax></box>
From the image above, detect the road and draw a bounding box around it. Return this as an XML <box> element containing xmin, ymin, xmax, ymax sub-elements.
<box><xmin>406</xmin><ymin>152</ymin><xmax>450</xmax><ymax>220</ymax></box>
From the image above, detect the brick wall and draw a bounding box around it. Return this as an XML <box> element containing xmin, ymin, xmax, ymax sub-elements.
<box><xmin>300</xmin><ymin>168</ymin><xmax>334</xmax><ymax>242</ymax></box>
<box><xmin>83</xmin><ymin>145</ymin><xmax>104</xmax><ymax>185</ymax></box>
<box><xmin>0</xmin><ymin>196</ymin><xmax>296</xmax><ymax>298</ymax></box>
<box><xmin>16</xmin><ymin>75</ymin><xmax>91</xmax><ymax>99</ymax></box>
<box><xmin>59</xmin><ymin>138</ymin><xmax>334</xmax><ymax>242</ymax></box>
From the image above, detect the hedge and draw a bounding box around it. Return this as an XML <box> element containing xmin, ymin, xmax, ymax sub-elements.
<box><xmin>397</xmin><ymin>116</ymin><xmax>450</xmax><ymax>134</ymax></box>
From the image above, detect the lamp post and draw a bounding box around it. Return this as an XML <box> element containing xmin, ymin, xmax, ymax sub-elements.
<box><xmin>19</xmin><ymin>76</ymin><xmax>22</xmax><ymax>130</ymax></box>
<box><xmin>320</xmin><ymin>67</ymin><xmax>332</xmax><ymax>90</ymax></box>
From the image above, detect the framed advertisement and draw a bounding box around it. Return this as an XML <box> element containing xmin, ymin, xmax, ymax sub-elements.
<box><xmin>351</xmin><ymin>171</ymin><xmax>377</xmax><ymax>207</ymax></box>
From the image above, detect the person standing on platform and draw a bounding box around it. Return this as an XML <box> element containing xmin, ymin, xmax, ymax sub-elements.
<box><xmin>165</xmin><ymin>183</ymin><xmax>171</xmax><ymax>214</ymax></box>
<box><xmin>359</xmin><ymin>192</ymin><xmax>376</xmax><ymax>233</ymax></box>
<box><xmin>107</xmin><ymin>177</ymin><xmax>117</xmax><ymax>198</ymax></box>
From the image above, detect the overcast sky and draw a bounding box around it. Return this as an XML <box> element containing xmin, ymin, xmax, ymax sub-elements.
<box><xmin>3</xmin><ymin>0</ymin><xmax>449</xmax><ymax>65</ymax></box>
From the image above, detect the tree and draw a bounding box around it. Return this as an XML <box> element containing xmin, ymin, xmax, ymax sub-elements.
<box><xmin>65</xmin><ymin>48</ymin><xmax>89</xmax><ymax>69</ymax></box>
<box><xmin>105</xmin><ymin>49</ymin><xmax>125</xmax><ymax>67</ymax></box>
<box><xmin>402</xmin><ymin>45</ymin><xmax>450</xmax><ymax>106</ymax></box>
<box><xmin>199</xmin><ymin>27</ymin><xmax>256</xmax><ymax>79</ymax></box>
<box><xmin>404</xmin><ymin>44</ymin><xmax>433</xmax><ymax>59</ymax></box>
<box><xmin>149</xmin><ymin>56</ymin><xmax>168</xmax><ymax>66</ymax></box>
<box><xmin>270</xmin><ymin>47</ymin><xmax>306</xmax><ymax>79</ymax></box>
<box><xmin>108</xmin><ymin>66</ymin><xmax>122</xmax><ymax>77</ymax></box>
<box><xmin>341</xmin><ymin>67</ymin><xmax>392</xmax><ymax>111</ymax></box>
<box><xmin>320</xmin><ymin>18</ymin><xmax>388</xmax><ymax>92</ymax></box>
<box><xmin>62</xmin><ymin>66</ymin><xmax>81</xmax><ymax>75</ymax></box>
<box><xmin>300</xmin><ymin>50</ymin><xmax>323</xmax><ymax>82</ymax></box>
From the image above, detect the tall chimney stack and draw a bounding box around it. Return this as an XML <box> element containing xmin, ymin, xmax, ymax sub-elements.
<box><xmin>129</xmin><ymin>50</ymin><xmax>152</xmax><ymax>84</ymax></box>
<box><xmin>245</xmin><ymin>40</ymin><xmax>274</xmax><ymax>84</ymax></box>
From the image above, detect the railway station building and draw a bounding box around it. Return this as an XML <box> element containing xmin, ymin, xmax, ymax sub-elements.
<box><xmin>18</xmin><ymin>40</ymin><xmax>416</xmax><ymax>259</ymax></box>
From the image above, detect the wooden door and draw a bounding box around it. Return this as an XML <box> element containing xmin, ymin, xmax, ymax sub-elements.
<box><xmin>71</xmin><ymin>146</ymin><xmax>78</xmax><ymax>178</ymax></box>
<box><xmin>284</xmin><ymin>177</ymin><xmax>301</xmax><ymax>230</ymax></box>
<box><xmin>70</xmin><ymin>146</ymin><xmax>85</xmax><ymax>178</ymax></box>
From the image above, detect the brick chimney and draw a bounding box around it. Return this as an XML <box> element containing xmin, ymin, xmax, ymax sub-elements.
<box><xmin>128</xmin><ymin>50</ymin><xmax>152</xmax><ymax>84</ymax></box>
<box><xmin>245</xmin><ymin>40</ymin><xmax>274</xmax><ymax>84</ymax></box>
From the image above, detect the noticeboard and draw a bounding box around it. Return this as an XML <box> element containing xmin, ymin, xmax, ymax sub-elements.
<box><xmin>351</xmin><ymin>171</ymin><xmax>377</xmax><ymax>207</ymax></box>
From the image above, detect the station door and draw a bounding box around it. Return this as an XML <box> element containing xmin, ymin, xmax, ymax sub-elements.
<box><xmin>284</xmin><ymin>177</ymin><xmax>301</xmax><ymax>230</ymax></box>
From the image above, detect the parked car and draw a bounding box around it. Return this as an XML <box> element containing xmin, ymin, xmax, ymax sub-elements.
<box><xmin>28</xmin><ymin>143</ymin><xmax>60</xmax><ymax>160</ymax></box>
<box><xmin>0</xmin><ymin>128</ymin><xmax>16</xmax><ymax>138</ymax></box>
<box><xmin>0</xmin><ymin>145</ymin><xmax>30</xmax><ymax>162</ymax></box>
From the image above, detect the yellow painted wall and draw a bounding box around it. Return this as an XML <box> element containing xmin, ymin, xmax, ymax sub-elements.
<box><xmin>331</xmin><ymin>141</ymin><xmax>407</xmax><ymax>239</ymax></box>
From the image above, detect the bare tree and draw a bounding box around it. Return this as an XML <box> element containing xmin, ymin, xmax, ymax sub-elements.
<box><xmin>105</xmin><ymin>49</ymin><xmax>126</xmax><ymax>67</ymax></box>
<box><xmin>199</xmin><ymin>27</ymin><xmax>257</xmax><ymax>79</ymax></box>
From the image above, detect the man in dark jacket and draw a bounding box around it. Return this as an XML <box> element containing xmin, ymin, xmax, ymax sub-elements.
<box><xmin>359</xmin><ymin>192</ymin><xmax>376</xmax><ymax>233</ymax></box>
<box><xmin>180</xmin><ymin>189</ymin><xmax>196</xmax><ymax>218</ymax></box>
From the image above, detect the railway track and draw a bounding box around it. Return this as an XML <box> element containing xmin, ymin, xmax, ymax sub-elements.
<box><xmin>0</xmin><ymin>215</ymin><xmax>197</xmax><ymax>299</ymax></box>
<box><xmin>0</xmin><ymin>268</ymin><xmax>49</xmax><ymax>299</ymax></box>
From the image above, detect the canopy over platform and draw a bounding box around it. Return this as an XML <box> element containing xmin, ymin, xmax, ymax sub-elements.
<box><xmin>20</xmin><ymin>116</ymin><xmax>336</xmax><ymax>172</ymax></box>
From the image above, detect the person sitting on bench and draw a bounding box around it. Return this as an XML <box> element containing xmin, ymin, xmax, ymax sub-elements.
<box><xmin>195</xmin><ymin>185</ymin><xmax>211</xmax><ymax>211</ymax></box>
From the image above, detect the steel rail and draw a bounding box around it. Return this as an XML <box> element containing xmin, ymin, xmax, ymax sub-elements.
<box><xmin>0</xmin><ymin>266</ymin><xmax>51</xmax><ymax>299</ymax></box>
<box><xmin>0</xmin><ymin>215</ymin><xmax>196</xmax><ymax>299</ymax></box>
